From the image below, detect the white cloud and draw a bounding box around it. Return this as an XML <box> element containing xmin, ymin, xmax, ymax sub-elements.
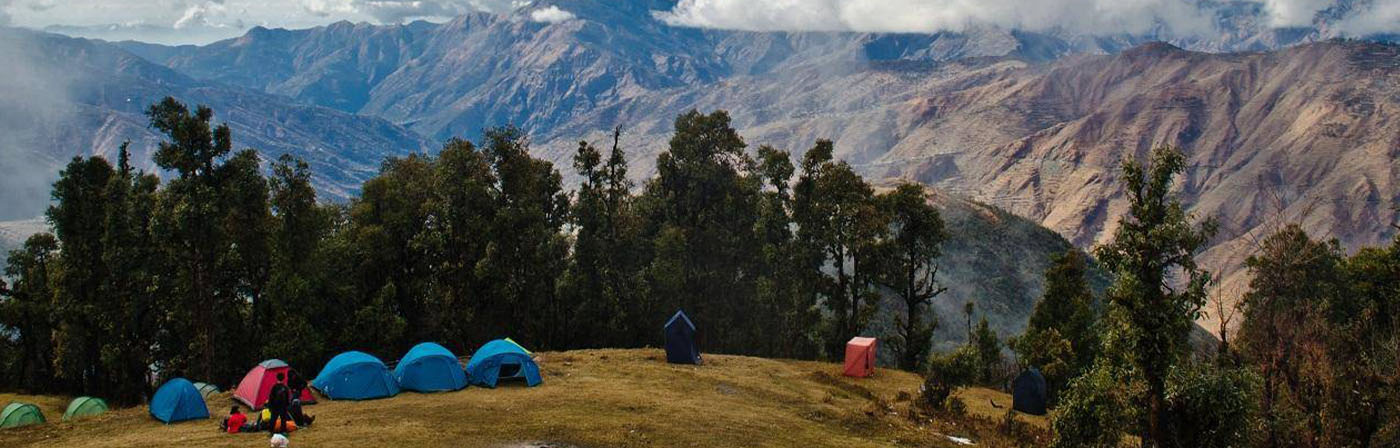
<box><xmin>5</xmin><ymin>0</ymin><xmax>1400</xmax><ymax>45</ymax></box>
<box><xmin>654</xmin><ymin>0</ymin><xmax>1400</xmax><ymax>37</ymax></box>
<box><xmin>529</xmin><ymin>5</ymin><xmax>574</xmax><ymax>23</ymax></box>
<box><xmin>654</xmin><ymin>0</ymin><xmax>1219</xmax><ymax>36</ymax></box>
<box><xmin>1336</xmin><ymin>0</ymin><xmax>1400</xmax><ymax>35</ymax></box>
<box><xmin>173</xmin><ymin>1</ymin><xmax>232</xmax><ymax>30</ymax></box>
<box><xmin>1259</xmin><ymin>0</ymin><xmax>1334</xmax><ymax>27</ymax></box>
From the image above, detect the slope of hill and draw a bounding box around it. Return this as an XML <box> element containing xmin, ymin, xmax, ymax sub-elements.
<box><xmin>881</xmin><ymin>187</ymin><xmax>1090</xmax><ymax>351</ymax></box>
<box><xmin>877</xmin><ymin>41</ymin><xmax>1400</xmax><ymax>330</ymax></box>
<box><xmin>0</xmin><ymin>349</ymin><xmax>1047</xmax><ymax>447</ymax></box>
<box><xmin>0</xmin><ymin>28</ymin><xmax>434</xmax><ymax>220</ymax></box>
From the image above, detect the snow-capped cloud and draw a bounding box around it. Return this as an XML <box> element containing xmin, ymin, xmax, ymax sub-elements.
<box><xmin>529</xmin><ymin>5</ymin><xmax>574</xmax><ymax>24</ymax></box>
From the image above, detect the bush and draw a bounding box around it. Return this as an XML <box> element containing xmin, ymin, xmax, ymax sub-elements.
<box><xmin>920</xmin><ymin>346</ymin><xmax>979</xmax><ymax>411</ymax></box>
<box><xmin>1050</xmin><ymin>362</ymin><xmax>1136</xmax><ymax>448</ymax></box>
<box><xmin>1164</xmin><ymin>362</ymin><xmax>1258</xmax><ymax>448</ymax></box>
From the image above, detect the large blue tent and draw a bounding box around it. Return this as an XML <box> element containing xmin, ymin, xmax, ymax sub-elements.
<box><xmin>313</xmin><ymin>351</ymin><xmax>400</xmax><ymax>400</ymax></box>
<box><xmin>149</xmin><ymin>378</ymin><xmax>209</xmax><ymax>423</ymax></box>
<box><xmin>394</xmin><ymin>342</ymin><xmax>467</xmax><ymax>392</ymax></box>
<box><xmin>664</xmin><ymin>310</ymin><xmax>701</xmax><ymax>365</ymax></box>
<box><xmin>1012</xmin><ymin>367</ymin><xmax>1048</xmax><ymax>415</ymax></box>
<box><xmin>465</xmin><ymin>339</ymin><xmax>541</xmax><ymax>388</ymax></box>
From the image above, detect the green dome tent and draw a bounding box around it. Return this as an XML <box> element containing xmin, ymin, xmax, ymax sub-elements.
<box><xmin>1</xmin><ymin>402</ymin><xmax>45</xmax><ymax>429</ymax></box>
<box><xmin>63</xmin><ymin>397</ymin><xmax>108</xmax><ymax>421</ymax></box>
<box><xmin>192</xmin><ymin>382</ymin><xmax>220</xmax><ymax>400</ymax></box>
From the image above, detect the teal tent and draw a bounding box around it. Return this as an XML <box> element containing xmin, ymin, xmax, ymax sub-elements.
<box><xmin>63</xmin><ymin>397</ymin><xmax>108</xmax><ymax>421</ymax></box>
<box><xmin>466</xmin><ymin>339</ymin><xmax>541</xmax><ymax>388</ymax></box>
<box><xmin>395</xmin><ymin>342</ymin><xmax>467</xmax><ymax>392</ymax></box>
<box><xmin>150</xmin><ymin>378</ymin><xmax>209</xmax><ymax>423</ymax></box>
<box><xmin>313</xmin><ymin>351</ymin><xmax>400</xmax><ymax>400</ymax></box>
<box><xmin>1</xmin><ymin>402</ymin><xmax>45</xmax><ymax>428</ymax></box>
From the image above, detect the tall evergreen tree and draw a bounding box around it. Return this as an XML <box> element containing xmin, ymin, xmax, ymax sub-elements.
<box><xmin>1013</xmin><ymin>249</ymin><xmax>1099</xmax><ymax>404</ymax></box>
<box><xmin>476</xmin><ymin>127</ymin><xmax>570</xmax><ymax>348</ymax></box>
<box><xmin>793</xmin><ymin>139</ymin><xmax>888</xmax><ymax>358</ymax></box>
<box><xmin>565</xmin><ymin>129</ymin><xmax>645</xmax><ymax>348</ymax></box>
<box><xmin>100</xmin><ymin>144</ymin><xmax>163</xmax><ymax>404</ymax></box>
<box><xmin>0</xmin><ymin>233</ymin><xmax>59</xmax><ymax>392</ymax></box>
<box><xmin>754</xmin><ymin>145</ymin><xmax>820</xmax><ymax>358</ymax></box>
<box><xmin>1089</xmin><ymin>147</ymin><xmax>1216</xmax><ymax>447</ymax></box>
<box><xmin>48</xmin><ymin>155</ymin><xmax>115</xmax><ymax>393</ymax></box>
<box><xmin>641</xmin><ymin>110</ymin><xmax>763</xmax><ymax>352</ymax></box>
<box><xmin>347</xmin><ymin>153</ymin><xmax>438</xmax><ymax>356</ymax></box>
<box><xmin>146</xmin><ymin>97</ymin><xmax>247</xmax><ymax>382</ymax></box>
<box><xmin>1324</xmin><ymin>236</ymin><xmax>1398</xmax><ymax>446</ymax></box>
<box><xmin>1238</xmin><ymin>225</ymin><xmax>1339</xmax><ymax>448</ymax></box>
<box><xmin>876</xmin><ymin>183</ymin><xmax>946</xmax><ymax>371</ymax></box>
<box><xmin>426</xmin><ymin>139</ymin><xmax>495</xmax><ymax>347</ymax></box>
<box><xmin>263</xmin><ymin>154</ymin><xmax>331</xmax><ymax>368</ymax></box>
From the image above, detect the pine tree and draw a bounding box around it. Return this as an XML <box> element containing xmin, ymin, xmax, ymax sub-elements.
<box><xmin>1089</xmin><ymin>146</ymin><xmax>1216</xmax><ymax>447</ymax></box>
<box><xmin>793</xmin><ymin>139</ymin><xmax>888</xmax><ymax>358</ymax></box>
<box><xmin>0</xmin><ymin>233</ymin><xmax>59</xmax><ymax>392</ymax></box>
<box><xmin>1238</xmin><ymin>225</ymin><xmax>1339</xmax><ymax>447</ymax></box>
<box><xmin>477</xmin><ymin>127</ymin><xmax>570</xmax><ymax>347</ymax></box>
<box><xmin>100</xmin><ymin>144</ymin><xmax>163</xmax><ymax>404</ymax></box>
<box><xmin>641</xmin><ymin>110</ymin><xmax>763</xmax><ymax>352</ymax></box>
<box><xmin>264</xmin><ymin>154</ymin><xmax>331</xmax><ymax>368</ymax></box>
<box><xmin>754</xmin><ymin>145</ymin><xmax>820</xmax><ymax>358</ymax></box>
<box><xmin>877</xmin><ymin>183</ymin><xmax>946</xmax><ymax>371</ymax></box>
<box><xmin>566</xmin><ymin>129</ymin><xmax>644</xmax><ymax>348</ymax></box>
<box><xmin>48</xmin><ymin>155</ymin><xmax>115</xmax><ymax>393</ymax></box>
<box><xmin>146</xmin><ymin>97</ymin><xmax>246</xmax><ymax>382</ymax></box>
<box><xmin>1013</xmin><ymin>249</ymin><xmax>1099</xmax><ymax>404</ymax></box>
<box><xmin>973</xmin><ymin>317</ymin><xmax>1002</xmax><ymax>384</ymax></box>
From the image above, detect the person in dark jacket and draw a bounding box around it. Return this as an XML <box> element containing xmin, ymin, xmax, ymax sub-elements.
<box><xmin>285</xmin><ymin>369</ymin><xmax>315</xmax><ymax>426</ymax></box>
<box><xmin>266</xmin><ymin>373</ymin><xmax>294</xmax><ymax>433</ymax></box>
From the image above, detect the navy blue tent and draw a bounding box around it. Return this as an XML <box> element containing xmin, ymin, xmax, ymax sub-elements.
<box><xmin>394</xmin><ymin>342</ymin><xmax>467</xmax><ymax>392</ymax></box>
<box><xmin>1012</xmin><ymin>367</ymin><xmax>1048</xmax><ymax>415</ymax></box>
<box><xmin>313</xmin><ymin>351</ymin><xmax>400</xmax><ymax>400</ymax></box>
<box><xmin>465</xmin><ymin>339</ymin><xmax>541</xmax><ymax>388</ymax></box>
<box><xmin>149</xmin><ymin>378</ymin><xmax>209</xmax><ymax>423</ymax></box>
<box><xmin>664</xmin><ymin>310</ymin><xmax>701</xmax><ymax>365</ymax></box>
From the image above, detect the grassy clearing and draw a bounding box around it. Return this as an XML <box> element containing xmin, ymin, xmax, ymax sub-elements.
<box><xmin>0</xmin><ymin>349</ymin><xmax>1045</xmax><ymax>447</ymax></box>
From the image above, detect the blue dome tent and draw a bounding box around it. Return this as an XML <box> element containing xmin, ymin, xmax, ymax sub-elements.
<box><xmin>394</xmin><ymin>342</ymin><xmax>467</xmax><ymax>392</ymax></box>
<box><xmin>149</xmin><ymin>378</ymin><xmax>209</xmax><ymax>423</ymax></box>
<box><xmin>313</xmin><ymin>351</ymin><xmax>400</xmax><ymax>400</ymax></box>
<box><xmin>1012</xmin><ymin>367</ymin><xmax>1048</xmax><ymax>415</ymax></box>
<box><xmin>465</xmin><ymin>339</ymin><xmax>541</xmax><ymax>388</ymax></box>
<box><xmin>664</xmin><ymin>310</ymin><xmax>701</xmax><ymax>365</ymax></box>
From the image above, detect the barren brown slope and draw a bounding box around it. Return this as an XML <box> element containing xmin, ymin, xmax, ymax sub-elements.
<box><xmin>876</xmin><ymin>41</ymin><xmax>1400</xmax><ymax>333</ymax></box>
<box><xmin>0</xmin><ymin>349</ymin><xmax>1046</xmax><ymax>447</ymax></box>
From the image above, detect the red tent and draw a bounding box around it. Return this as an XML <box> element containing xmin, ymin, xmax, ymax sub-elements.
<box><xmin>843</xmin><ymin>337</ymin><xmax>877</xmax><ymax>378</ymax></box>
<box><xmin>233</xmin><ymin>359</ymin><xmax>315</xmax><ymax>409</ymax></box>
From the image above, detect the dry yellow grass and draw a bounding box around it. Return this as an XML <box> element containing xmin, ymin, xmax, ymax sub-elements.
<box><xmin>0</xmin><ymin>349</ymin><xmax>1044</xmax><ymax>447</ymax></box>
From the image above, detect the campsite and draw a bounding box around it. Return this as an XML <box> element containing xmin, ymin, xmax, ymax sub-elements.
<box><xmin>0</xmin><ymin>349</ymin><xmax>1046</xmax><ymax>447</ymax></box>
<box><xmin>3</xmin><ymin>2</ymin><xmax>1400</xmax><ymax>447</ymax></box>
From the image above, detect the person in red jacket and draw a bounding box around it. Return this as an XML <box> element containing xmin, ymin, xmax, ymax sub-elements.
<box><xmin>223</xmin><ymin>406</ymin><xmax>248</xmax><ymax>434</ymax></box>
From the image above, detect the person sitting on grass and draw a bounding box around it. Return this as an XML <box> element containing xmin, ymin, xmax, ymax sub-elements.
<box><xmin>266</xmin><ymin>373</ymin><xmax>295</xmax><ymax>433</ymax></box>
<box><xmin>289</xmin><ymin>398</ymin><xmax>315</xmax><ymax>427</ymax></box>
<box><xmin>222</xmin><ymin>406</ymin><xmax>248</xmax><ymax>434</ymax></box>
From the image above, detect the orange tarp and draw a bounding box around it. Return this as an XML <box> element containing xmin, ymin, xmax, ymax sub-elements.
<box><xmin>843</xmin><ymin>337</ymin><xmax>877</xmax><ymax>377</ymax></box>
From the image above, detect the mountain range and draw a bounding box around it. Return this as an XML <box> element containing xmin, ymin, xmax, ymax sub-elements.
<box><xmin>2</xmin><ymin>0</ymin><xmax>1398</xmax><ymax>337</ymax></box>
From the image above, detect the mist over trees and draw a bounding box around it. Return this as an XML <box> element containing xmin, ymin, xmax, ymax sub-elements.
<box><xmin>0</xmin><ymin>100</ymin><xmax>949</xmax><ymax>405</ymax></box>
